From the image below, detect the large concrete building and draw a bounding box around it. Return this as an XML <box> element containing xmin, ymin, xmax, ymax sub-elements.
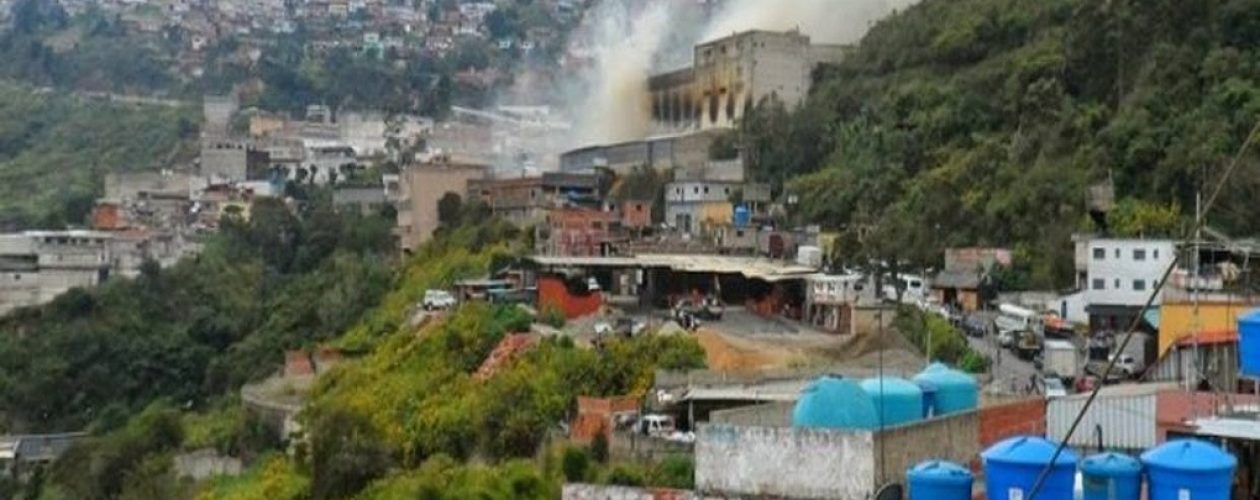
<box><xmin>467</xmin><ymin>172</ymin><xmax>605</xmax><ymax>227</ymax></box>
<box><xmin>1073</xmin><ymin>236</ymin><xmax>1177</xmax><ymax>331</ymax></box>
<box><xmin>395</xmin><ymin>162</ymin><xmax>487</xmax><ymax>253</ymax></box>
<box><xmin>648</xmin><ymin>29</ymin><xmax>849</xmax><ymax>134</ymax></box>
<box><xmin>0</xmin><ymin>231</ymin><xmax>113</xmax><ymax>316</ymax></box>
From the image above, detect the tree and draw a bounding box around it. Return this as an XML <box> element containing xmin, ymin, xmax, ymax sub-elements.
<box><xmin>437</xmin><ymin>192</ymin><xmax>464</xmax><ymax>227</ymax></box>
<box><xmin>309</xmin><ymin>408</ymin><xmax>395</xmax><ymax>500</ymax></box>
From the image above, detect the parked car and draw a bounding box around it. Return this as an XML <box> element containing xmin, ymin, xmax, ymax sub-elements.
<box><xmin>422</xmin><ymin>289</ymin><xmax>457</xmax><ymax>310</ymax></box>
<box><xmin>1040</xmin><ymin>376</ymin><xmax>1068</xmax><ymax>398</ymax></box>
<box><xmin>998</xmin><ymin>330</ymin><xmax>1016</xmax><ymax>348</ymax></box>
<box><xmin>1110</xmin><ymin>353</ymin><xmax>1145</xmax><ymax>378</ymax></box>
<box><xmin>674</xmin><ymin>297</ymin><xmax>723</xmax><ymax>321</ymax></box>
<box><xmin>636</xmin><ymin>414</ymin><xmax>677</xmax><ymax>437</ymax></box>
<box><xmin>963</xmin><ymin>316</ymin><xmax>988</xmax><ymax>338</ymax></box>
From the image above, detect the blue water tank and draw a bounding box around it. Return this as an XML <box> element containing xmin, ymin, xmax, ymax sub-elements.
<box><xmin>913</xmin><ymin>363</ymin><xmax>978</xmax><ymax>416</ymax></box>
<box><xmin>1081</xmin><ymin>452</ymin><xmax>1142</xmax><ymax>500</ymax></box>
<box><xmin>1237</xmin><ymin>309</ymin><xmax>1260</xmax><ymax>378</ymax></box>
<box><xmin>791</xmin><ymin>376</ymin><xmax>879</xmax><ymax>430</ymax></box>
<box><xmin>917</xmin><ymin>380</ymin><xmax>939</xmax><ymax>418</ymax></box>
<box><xmin>982</xmin><ymin>436</ymin><xmax>1078</xmax><ymax>500</ymax></box>
<box><xmin>860</xmin><ymin>377</ymin><xmax>924</xmax><ymax>427</ymax></box>
<box><xmin>733</xmin><ymin>204</ymin><xmax>751</xmax><ymax>228</ymax></box>
<box><xmin>1141</xmin><ymin>439</ymin><xmax>1237</xmax><ymax>500</ymax></box>
<box><xmin>907</xmin><ymin>460</ymin><xmax>973</xmax><ymax>500</ymax></box>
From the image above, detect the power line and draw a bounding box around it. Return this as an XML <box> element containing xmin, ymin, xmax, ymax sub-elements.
<box><xmin>1026</xmin><ymin>119</ymin><xmax>1260</xmax><ymax>499</ymax></box>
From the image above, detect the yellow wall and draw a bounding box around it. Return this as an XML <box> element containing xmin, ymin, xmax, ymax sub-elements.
<box><xmin>698</xmin><ymin>202</ymin><xmax>733</xmax><ymax>226</ymax></box>
<box><xmin>1158</xmin><ymin>302</ymin><xmax>1251</xmax><ymax>355</ymax></box>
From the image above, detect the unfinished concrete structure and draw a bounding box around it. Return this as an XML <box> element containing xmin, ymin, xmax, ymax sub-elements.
<box><xmin>395</xmin><ymin>162</ymin><xmax>487</xmax><ymax>252</ymax></box>
<box><xmin>648</xmin><ymin>30</ymin><xmax>849</xmax><ymax>134</ymax></box>
<box><xmin>0</xmin><ymin>231</ymin><xmax>112</xmax><ymax>316</ymax></box>
<box><xmin>200</xmin><ymin>139</ymin><xmax>248</xmax><ymax>182</ymax></box>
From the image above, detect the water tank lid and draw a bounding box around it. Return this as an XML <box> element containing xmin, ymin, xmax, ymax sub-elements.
<box><xmin>1238</xmin><ymin>308</ymin><xmax>1260</xmax><ymax>326</ymax></box>
<box><xmin>1141</xmin><ymin>439</ymin><xmax>1238</xmax><ymax>471</ymax></box>
<box><xmin>908</xmin><ymin>460</ymin><xmax>973</xmax><ymax>486</ymax></box>
<box><xmin>982</xmin><ymin>436</ymin><xmax>1078</xmax><ymax>467</ymax></box>
<box><xmin>792</xmin><ymin>376</ymin><xmax>878</xmax><ymax>429</ymax></box>
<box><xmin>1081</xmin><ymin>452</ymin><xmax>1142</xmax><ymax>477</ymax></box>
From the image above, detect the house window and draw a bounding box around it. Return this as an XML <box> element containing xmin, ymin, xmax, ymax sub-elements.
<box><xmin>1133</xmin><ymin>249</ymin><xmax>1146</xmax><ymax>261</ymax></box>
<box><xmin>693</xmin><ymin>187</ymin><xmax>700</xmax><ymax>194</ymax></box>
<box><xmin>724</xmin><ymin>187</ymin><xmax>730</xmax><ymax>195</ymax></box>
<box><xmin>1114</xmin><ymin>278</ymin><xmax>1120</xmax><ymax>289</ymax></box>
<box><xmin>1114</xmin><ymin>248</ymin><xmax>1120</xmax><ymax>258</ymax></box>
<box><xmin>592</xmin><ymin>221</ymin><xmax>603</xmax><ymax>230</ymax></box>
<box><xmin>1154</xmin><ymin>249</ymin><xmax>1160</xmax><ymax>259</ymax></box>
<box><xmin>704</xmin><ymin>186</ymin><xmax>710</xmax><ymax>194</ymax></box>
<box><xmin>1133</xmin><ymin>279</ymin><xmax>1146</xmax><ymax>291</ymax></box>
<box><xmin>1092</xmin><ymin>278</ymin><xmax>1105</xmax><ymax>290</ymax></box>
<box><xmin>1093</xmin><ymin>248</ymin><xmax>1105</xmax><ymax>260</ymax></box>
<box><xmin>635</xmin><ymin>204</ymin><xmax>643</xmax><ymax>211</ymax></box>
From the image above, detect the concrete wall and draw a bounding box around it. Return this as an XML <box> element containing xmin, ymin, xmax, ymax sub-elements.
<box><xmin>695</xmin><ymin>423</ymin><xmax>876</xmax><ymax>499</ymax></box>
<box><xmin>874</xmin><ymin>410</ymin><xmax>980</xmax><ymax>486</ymax></box>
<box><xmin>562</xmin><ymin>484</ymin><xmax>696</xmax><ymax>500</ymax></box>
<box><xmin>201</xmin><ymin>140</ymin><xmax>248</xmax><ymax>181</ymax></box>
<box><xmin>709</xmin><ymin>402</ymin><xmax>794</xmax><ymax>427</ymax></box>
<box><xmin>173</xmin><ymin>449</ymin><xmax>242</xmax><ymax>480</ymax></box>
<box><xmin>1081</xmin><ymin>238</ymin><xmax>1175</xmax><ymax>307</ymax></box>
<box><xmin>396</xmin><ymin>163</ymin><xmax>486</xmax><ymax>252</ymax></box>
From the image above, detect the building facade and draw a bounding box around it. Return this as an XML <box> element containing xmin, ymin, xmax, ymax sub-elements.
<box><xmin>395</xmin><ymin>162</ymin><xmax>487</xmax><ymax>252</ymax></box>
<box><xmin>1075</xmin><ymin>237</ymin><xmax>1177</xmax><ymax>330</ymax></box>
<box><xmin>664</xmin><ymin>180</ymin><xmax>769</xmax><ymax>235</ymax></box>
<box><xmin>647</xmin><ymin>30</ymin><xmax>849</xmax><ymax>134</ymax></box>
<box><xmin>0</xmin><ymin>231</ymin><xmax>113</xmax><ymax>316</ymax></box>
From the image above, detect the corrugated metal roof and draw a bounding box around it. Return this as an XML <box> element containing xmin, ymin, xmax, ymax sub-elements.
<box><xmin>528</xmin><ymin>254</ymin><xmax>819</xmax><ymax>282</ymax></box>
<box><xmin>1189</xmin><ymin>417</ymin><xmax>1260</xmax><ymax>441</ymax></box>
<box><xmin>1047</xmin><ymin>390</ymin><xmax>1159</xmax><ymax>450</ymax></box>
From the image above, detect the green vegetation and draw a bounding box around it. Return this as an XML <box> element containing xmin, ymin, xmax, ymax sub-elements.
<box><xmin>0</xmin><ymin>82</ymin><xmax>197</xmax><ymax>229</ymax></box>
<box><xmin>0</xmin><ymin>195</ymin><xmax>395</xmax><ymax>433</ymax></box>
<box><xmin>747</xmin><ymin>0</ymin><xmax>1260</xmax><ymax>288</ymax></box>
<box><xmin>894</xmin><ymin>307</ymin><xmax>990</xmax><ymax>373</ymax></box>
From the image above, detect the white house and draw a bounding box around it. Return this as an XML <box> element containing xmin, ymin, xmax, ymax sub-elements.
<box><xmin>1074</xmin><ymin>236</ymin><xmax>1176</xmax><ymax>330</ymax></box>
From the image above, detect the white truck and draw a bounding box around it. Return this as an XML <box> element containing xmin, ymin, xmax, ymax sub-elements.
<box><xmin>1042</xmin><ymin>339</ymin><xmax>1079</xmax><ymax>381</ymax></box>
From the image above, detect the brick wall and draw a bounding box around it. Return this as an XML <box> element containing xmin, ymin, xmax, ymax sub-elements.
<box><xmin>977</xmin><ymin>398</ymin><xmax>1046</xmax><ymax>469</ymax></box>
<box><xmin>539</xmin><ymin>275</ymin><xmax>603</xmax><ymax>319</ymax></box>
<box><xmin>1156</xmin><ymin>389</ymin><xmax>1260</xmax><ymax>441</ymax></box>
<box><xmin>571</xmin><ymin>396</ymin><xmax>640</xmax><ymax>444</ymax></box>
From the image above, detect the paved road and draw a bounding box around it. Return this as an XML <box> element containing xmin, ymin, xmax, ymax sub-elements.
<box><xmin>965</xmin><ymin>311</ymin><xmax>1039</xmax><ymax>394</ymax></box>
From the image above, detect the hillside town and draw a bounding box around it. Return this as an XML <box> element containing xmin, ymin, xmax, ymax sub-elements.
<box><xmin>0</xmin><ymin>1</ymin><xmax>1259</xmax><ymax>499</ymax></box>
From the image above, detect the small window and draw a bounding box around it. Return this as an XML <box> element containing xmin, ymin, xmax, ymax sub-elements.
<box><xmin>1093</xmin><ymin>248</ymin><xmax>1105</xmax><ymax>260</ymax></box>
<box><xmin>635</xmin><ymin>204</ymin><xmax>643</xmax><ymax>211</ymax></box>
<box><xmin>1092</xmin><ymin>279</ymin><xmax>1105</xmax><ymax>290</ymax></box>
<box><xmin>1133</xmin><ymin>279</ymin><xmax>1147</xmax><ymax>291</ymax></box>
<box><xmin>1114</xmin><ymin>248</ymin><xmax>1120</xmax><ymax>258</ymax></box>
<box><xmin>1154</xmin><ymin>249</ymin><xmax>1160</xmax><ymax>259</ymax></box>
<box><xmin>592</xmin><ymin>221</ymin><xmax>603</xmax><ymax>230</ymax></box>
<box><xmin>693</xmin><ymin>187</ymin><xmax>699</xmax><ymax>194</ymax></box>
<box><xmin>13</xmin><ymin>274</ymin><xmax>19</xmax><ymax>281</ymax></box>
<box><xmin>703</xmin><ymin>186</ymin><xmax>710</xmax><ymax>194</ymax></box>
<box><xmin>1133</xmin><ymin>249</ymin><xmax>1146</xmax><ymax>261</ymax></box>
<box><xmin>1114</xmin><ymin>278</ymin><xmax>1120</xmax><ymax>289</ymax></box>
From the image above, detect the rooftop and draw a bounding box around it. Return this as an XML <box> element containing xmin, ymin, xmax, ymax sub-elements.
<box><xmin>528</xmin><ymin>254</ymin><xmax>818</xmax><ymax>282</ymax></box>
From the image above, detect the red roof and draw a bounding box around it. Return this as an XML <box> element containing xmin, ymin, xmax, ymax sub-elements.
<box><xmin>1175</xmin><ymin>329</ymin><xmax>1237</xmax><ymax>347</ymax></box>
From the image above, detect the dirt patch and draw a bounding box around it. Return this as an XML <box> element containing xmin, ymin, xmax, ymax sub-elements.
<box><xmin>695</xmin><ymin>328</ymin><xmax>799</xmax><ymax>373</ymax></box>
<box><xmin>695</xmin><ymin>324</ymin><xmax>927</xmax><ymax>375</ymax></box>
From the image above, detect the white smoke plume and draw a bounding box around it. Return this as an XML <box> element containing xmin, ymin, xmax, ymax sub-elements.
<box><xmin>703</xmin><ymin>0</ymin><xmax>919</xmax><ymax>45</ymax></box>
<box><xmin>495</xmin><ymin>0</ymin><xmax>919</xmax><ymax>165</ymax></box>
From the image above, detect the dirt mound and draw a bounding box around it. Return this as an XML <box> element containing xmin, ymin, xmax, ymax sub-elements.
<box><xmin>695</xmin><ymin>328</ymin><xmax>797</xmax><ymax>373</ymax></box>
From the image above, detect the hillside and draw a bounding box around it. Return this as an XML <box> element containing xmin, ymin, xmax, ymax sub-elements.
<box><xmin>0</xmin><ymin>82</ymin><xmax>198</xmax><ymax>229</ymax></box>
<box><xmin>745</xmin><ymin>0</ymin><xmax>1260</xmax><ymax>288</ymax></box>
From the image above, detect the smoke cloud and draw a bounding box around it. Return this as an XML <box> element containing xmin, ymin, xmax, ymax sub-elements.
<box><xmin>495</xmin><ymin>0</ymin><xmax>919</xmax><ymax>165</ymax></box>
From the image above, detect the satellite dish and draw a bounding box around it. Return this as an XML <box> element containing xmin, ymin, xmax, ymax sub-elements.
<box><xmin>874</xmin><ymin>483</ymin><xmax>903</xmax><ymax>500</ymax></box>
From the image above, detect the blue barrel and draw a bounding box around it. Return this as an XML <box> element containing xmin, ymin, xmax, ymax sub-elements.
<box><xmin>733</xmin><ymin>204</ymin><xmax>751</xmax><ymax>227</ymax></box>
<box><xmin>860</xmin><ymin>377</ymin><xmax>924</xmax><ymax>427</ymax></box>
<box><xmin>913</xmin><ymin>363</ymin><xmax>978</xmax><ymax>416</ymax></box>
<box><xmin>982</xmin><ymin>436</ymin><xmax>1077</xmax><ymax>500</ymax></box>
<box><xmin>1141</xmin><ymin>439</ymin><xmax>1237</xmax><ymax>500</ymax></box>
<box><xmin>1238</xmin><ymin>309</ymin><xmax>1260</xmax><ymax>378</ymax></box>
<box><xmin>1081</xmin><ymin>452</ymin><xmax>1142</xmax><ymax>500</ymax></box>
<box><xmin>791</xmin><ymin>376</ymin><xmax>878</xmax><ymax>430</ymax></box>
<box><xmin>908</xmin><ymin>460</ymin><xmax>973</xmax><ymax>500</ymax></box>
